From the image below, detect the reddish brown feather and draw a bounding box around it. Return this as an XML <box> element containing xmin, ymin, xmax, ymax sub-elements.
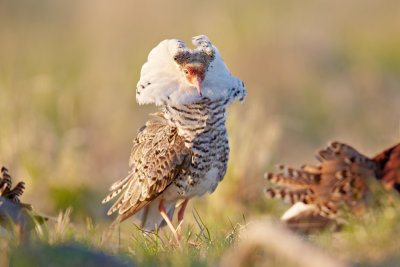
<box><xmin>373</xmin><ymin>143</ymin><xmax>400</xmax><ymax>191</ymax></box>
<box><xmin>265</xmin><ymin>141</ymin><xmax>400</xmax><ymax>231</ymax></box>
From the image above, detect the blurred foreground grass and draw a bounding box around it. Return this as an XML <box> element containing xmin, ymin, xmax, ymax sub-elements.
<box><xmin>3</xmin><ymin>179</ymin><xmax>400</xmax><ymax>266</ymax></box>
<box><xmin>1</xmin><ymin>0</ymin><xmax>400</xmax><ymax>265</ymax></box>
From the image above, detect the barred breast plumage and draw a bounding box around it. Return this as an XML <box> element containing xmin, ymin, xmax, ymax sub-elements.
<box><xmin>164</xmin><ymin>98</ymin><xmax>232</xmax><ymax>197</ymax></box>
<box><xmin>102</xmin><ymin>35</ymin><xmax>246</xmax><ymax>237</ymax></box>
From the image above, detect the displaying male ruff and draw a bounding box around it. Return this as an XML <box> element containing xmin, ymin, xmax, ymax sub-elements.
<box><xmin>265</xmin><ymin>141</ymin><xmax>400</xmax><ymax>231</ymax></box>
<box><xmin>102</xmin><ymin>35</ymin><xmax>246</xmax><ymax>242</ymax></box>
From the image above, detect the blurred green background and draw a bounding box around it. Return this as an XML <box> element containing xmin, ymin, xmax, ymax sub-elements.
<box><xmin>0</xmin><ymin>0</ymin><xmax>399</xmax><ymax>230</ymax></box>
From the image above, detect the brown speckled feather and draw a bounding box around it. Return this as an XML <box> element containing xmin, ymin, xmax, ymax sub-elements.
<box><xmin>267</xmin><ymin>142</ymin><xmax>372</xmax><ymax>210</ymax></box>
<box><xmin>265</xmin><ymin>141</ymin><xmax>400</xmax><ymax>228</ymax></box>
<box><xmin>102</xmin><ymin>113</ymin><xmax>191</xmax><ymax>224</ymax></box>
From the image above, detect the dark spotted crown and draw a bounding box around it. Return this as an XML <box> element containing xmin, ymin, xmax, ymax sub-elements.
<box><xmin>173</xmin><ymin>35</ymin><xmax>215</xmax><ymax>69</ymax></box>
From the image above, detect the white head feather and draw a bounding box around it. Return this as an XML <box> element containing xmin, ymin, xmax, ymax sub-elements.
<box><xmin>136</xmin><ymin>35</ymin><xmax>246</xmax><ymax>106</ymax></box>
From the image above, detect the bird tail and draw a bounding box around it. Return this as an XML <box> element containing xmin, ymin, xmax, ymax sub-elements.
<box><xmin>136</xmin><ymin>197</ymin><xmax>176</xmax><ymax>231</ymax></box>
<box><xmin>265</xmin><ymin>141</ymin><xmax>371</xmax><ymax>221</ymax></box>
<box><xmin>265</xmin><ymin>141</ymin><xmax>400</xmax><ymax>233</ymax></box>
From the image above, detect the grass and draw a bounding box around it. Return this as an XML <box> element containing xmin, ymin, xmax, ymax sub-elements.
<box><xmin>3</xmin><ymin>207</ymin><xmax>245</xmax><ymax>266</ymax></box>
<box><xmin>1</xmin><ymin>180</ymin><xmax>400</xmax><ymax>267</ymax></box>
<box><xmin>4</xmin><ymin>181</ymin><xmax>400</xmax><ymax>266</ymax></box>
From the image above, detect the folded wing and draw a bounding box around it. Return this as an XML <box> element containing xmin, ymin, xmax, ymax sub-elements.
<box><xmin>102</xmin><ymin>113</ymin><xmax>191</xmax><ymax>223</ymax></box>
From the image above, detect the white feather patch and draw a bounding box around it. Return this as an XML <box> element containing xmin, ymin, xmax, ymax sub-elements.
<box><xmin>136</xmin><ymin>36</ymin><xmax>246</xmax><ymax>106</ymax></box>
<box><xmin>281</xmin><ymin>202</ymin><xmax>318</xmax><ymax>221</ymax></box>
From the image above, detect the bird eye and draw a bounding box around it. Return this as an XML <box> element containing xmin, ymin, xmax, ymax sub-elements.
<box><xmin>184</xmin><ymin>69</ymin><xmax>189</xmax><ymax>74</ymax></box>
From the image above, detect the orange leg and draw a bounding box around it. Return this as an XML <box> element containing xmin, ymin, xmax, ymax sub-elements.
<box><xmin>178</xmin><ymin>199</ymin><xmax>189</xmax><ymax>225</ymax></box>
<box><xmin>158</xmin><ymin>199</ymin><xmax>180</xmax><ymax>244</ymax></box>
<box><xmin>176</xmin><ymin>199</ymin><xmax>189</xmax><ymax>234</ymax></box>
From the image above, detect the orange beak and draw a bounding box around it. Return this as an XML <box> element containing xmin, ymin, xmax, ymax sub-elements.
<box><xmin>194</xmin><ymin>77</ymin><xmax>202</xmax><ymax>96</ymax></box>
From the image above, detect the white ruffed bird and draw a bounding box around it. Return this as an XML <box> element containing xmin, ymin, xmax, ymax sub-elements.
<box><xmin>102</xmin><ymin>35</ymin><xmax>246</xmax><ymax>242</ymax></box>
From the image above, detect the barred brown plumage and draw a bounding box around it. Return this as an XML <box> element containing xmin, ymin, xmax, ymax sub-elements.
<box><xmin>265</xmin><ymin>141</ymin><xmax>400</xmax><ymax>232</ymax></box>
<box><xmin>1</xmin><ymin>167</ymin><xmax>29</xmax><ymax>206</ymax></box>
<box><xmin>102</xmin><ymin>35</ymin><xmax>246</xmax><ymax>242</ymax></box>
<box><xmin>0</xmin><ymin>166</ymin><xmax>48</xmax><ymax>243</ymax></box>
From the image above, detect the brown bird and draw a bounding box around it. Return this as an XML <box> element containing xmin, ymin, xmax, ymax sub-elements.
<box><xmin>102</xmin><ymin>35</ymin><xmax>246</xmax><ymax>242</ymax></box>
<box><xmin>0</xmin><ymin>167</ymin><xmax>30</xmax><ymax>207</ymax></box>
<box><xmin>0</xmin><ymin>166</ymin><xmax>39</xmax><ymax>243</ymax></box>
<box><xmin>265</xmin><ymin>141</ymin><xmax>400</xmax><ymax>231</ymax></box>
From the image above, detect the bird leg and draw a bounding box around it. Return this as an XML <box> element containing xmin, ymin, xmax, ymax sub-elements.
<box><xmin>158</xmin><ymin>199</ymin><xmax>180</xmax><ymax>244</ymax></box>
<box><xmin>177</xmin><ymin>199</ymin><xmax>189</xmax><ymax>233</ymax></box>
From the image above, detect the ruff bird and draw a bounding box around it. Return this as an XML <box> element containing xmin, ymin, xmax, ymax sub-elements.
<box><xmin>102</xmin><ymin>35</ymin><xmax>246</xmax><ymax>242</ymax></box>
<box><xmin>265</xmin><ymin>141</ymin><xmax>400</xmax><ymax>231</ymax></box>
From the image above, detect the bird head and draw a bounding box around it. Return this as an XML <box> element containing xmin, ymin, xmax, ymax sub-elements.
<box><xmin>136</xmin><ymin>35</ymin><xmax>246</xmax><ymax>106</ymax></box>
<box><xmin>182</xmin><ymin>62</ymin><xmax>205</xmax><ymax>96</ymax></box>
